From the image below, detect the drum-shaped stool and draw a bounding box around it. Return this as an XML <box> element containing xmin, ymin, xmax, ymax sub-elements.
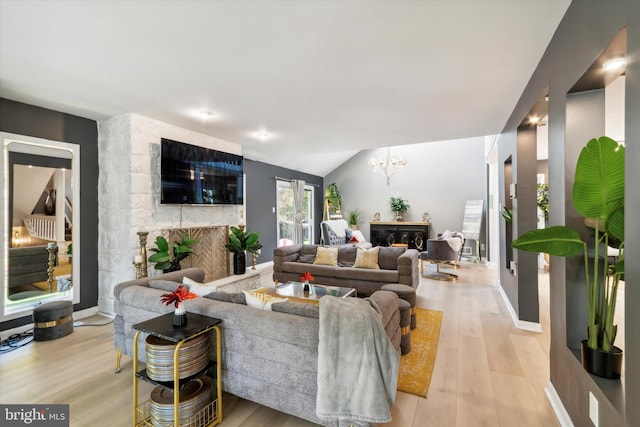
<box><xmin>398</xmin><ymin>299</ymin><xmax>411</xmax><ymax>355</ymax></box>
<box><xmin>33</xmin><ymin>301</ymin><xmax>73</xmax><ymax>341</ymax></box>
<box><xmin>381</xmin><ymin>284</ymin><xmax>417</xmax><ymax>330</ymax></box>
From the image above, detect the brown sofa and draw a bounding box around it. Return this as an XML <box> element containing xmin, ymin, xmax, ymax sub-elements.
<box><xmin>273</xmin><ymin>244</ymin><xmax>419</xmax><ymax>297</ymax></box>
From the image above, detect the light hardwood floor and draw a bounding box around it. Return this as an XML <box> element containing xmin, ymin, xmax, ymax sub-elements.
<box><xmin>0</xmin><ymin>262</ymin><xmax>558</xmax><ymax>427</ymax></box>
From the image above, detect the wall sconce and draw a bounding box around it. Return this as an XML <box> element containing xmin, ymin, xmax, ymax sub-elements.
<box><xmin>368</xmin><ymin>147</ymin><xmax>407</xmax><ymax>186</ymax></box>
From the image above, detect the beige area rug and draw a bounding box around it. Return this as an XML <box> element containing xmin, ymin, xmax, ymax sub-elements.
<box><xmin>397</xmin><ymin>308</ymin><xmax>443</xmax><ymax>398</ymax></box>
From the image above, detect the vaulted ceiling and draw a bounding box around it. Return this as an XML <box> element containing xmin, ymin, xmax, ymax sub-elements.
<box><xmin>0</xmin><ymin>0</ymin><xmax>571</xmax><ymax>176</ymax></box>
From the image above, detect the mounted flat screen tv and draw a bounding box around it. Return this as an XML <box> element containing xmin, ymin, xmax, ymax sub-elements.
<box><xmin>161</xmin><ymin>138</ymin><xmax>244</xmax><ymax>205</ymax></box>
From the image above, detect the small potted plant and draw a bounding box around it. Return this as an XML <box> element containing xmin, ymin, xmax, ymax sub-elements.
<box><xmin>160</xmin><ymin>285</ymin><xmax>197</xmax><ymax>327</ymax></box>
<box><xmin>345</xmin><ymin>209</ymin><xmax>362</xmax><ymax>230</ymax></box>
<box><xmin>389</xmin><ymin>196</ymin><xmax>410</xmax><ymax>221</ymax></box>
<box><xmin>148</xmin><ymin>235</ymin><xmax>197</xmax><ymax>273</ymax></box>
<box><xmin>512</xmin><ymin>136</ymin><xmax>624</xmax><ymax>379</ymax></box>
<box><xmin>225</xmin><ymin>226</ymin><xmax>263</xmax><ymax>275</ymax></box>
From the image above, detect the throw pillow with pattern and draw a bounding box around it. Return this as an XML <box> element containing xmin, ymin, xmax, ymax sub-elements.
<box><xmin>313</xmin><ymin>246</ymin><xmax>339</xmax><ymax>266</ymax></box>
<box><xmin>353</xmin><ymin>246</ymin><xmax>381</xmax><ymax>269</ymax></box>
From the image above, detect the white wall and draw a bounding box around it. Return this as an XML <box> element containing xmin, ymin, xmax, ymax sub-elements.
<box><xmin>325</xmin><ymin>137</ymin><xmax>487</xmax><ymax>243</ymax></box>
<box><xmin>605</xmin><ymin>75</ymin><xmax>625</xmax><ymax>142</ymax></box>
<box><xmin>97</xmin><ymin>114</ymin><xmax>242</xmax><ymax>314</ymax></box>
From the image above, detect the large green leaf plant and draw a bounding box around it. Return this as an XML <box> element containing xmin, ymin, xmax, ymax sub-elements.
<box><xmin>512</xmin><ymin>136</ymin><xmax>624</xmax><ymax>353</ymax></box>
<box><xmin>148</xmin><ymin>235</ymin><xmax>197</xmax><ymax>271</ymax></box>
<box><xmin>224</xmin><ymin>226</ymin><xmax>262</xmax><ymax>254</ymax></box>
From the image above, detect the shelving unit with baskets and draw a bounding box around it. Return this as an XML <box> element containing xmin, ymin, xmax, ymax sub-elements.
<box><xmin>132</xmin><ymin>312</ymin><xmax>222</xmax><ymax>427</ymax></box>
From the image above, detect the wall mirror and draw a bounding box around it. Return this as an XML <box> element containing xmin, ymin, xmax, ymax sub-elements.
<box><xmin>1</xmin><ymin>132</ymin><xmax>80</xmax><ymax>321</ymax></box>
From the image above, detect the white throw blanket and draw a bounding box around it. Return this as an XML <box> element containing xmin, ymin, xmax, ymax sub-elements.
<box><xmin>440</xmin><ymin>229</ymin><xmax>464</xmax><ymax>252</ymax></box>
<box><xmin>316</xmin><ymin>296</ymin><xmax>400</xmax><ymax>425</ymax></box>
<box><xmin>326</xmin><ymin>219</ymin><xmax>348</xmax><ymax>239</ymax></box>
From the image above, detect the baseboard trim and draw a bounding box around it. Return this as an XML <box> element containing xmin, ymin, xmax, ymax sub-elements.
<box><xmin>496</xmin><ymin>282</ymin><xmax>543</xmax><ymax>333</ymax></box>
<box><xmin>545</xmin><ymin>381</ymin><xmax>575</xmax><ymax>427</ymax></box>
<box><xmin>0</xmin><ymin>305</ymin><xmax>102</xmax><ymax>340</ymax></box>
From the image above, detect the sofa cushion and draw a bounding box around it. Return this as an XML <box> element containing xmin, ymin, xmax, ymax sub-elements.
<box><xmin>282</xmin><ymin>262</ymin><xmax>337</xmax><ymax>278</ymax></box>
<box><xmin>272</xmin><ymin>301</ymin><xmax>320</xmax><ymax>319</ymax></box>
<box><xmin>335</xmin><ymin>267</ymin><xmax>398</xmax><ymax>283</ymax></box>
<box><xmin>378</xmin><ymin>246</ymin><xmax>407</xmax><ymax>270</ymax></box>
<box><xmin>205</xmin><ymin>291</ymin><xmax>246</xmax><ymax>305</ymax></box>
<box><xmin>353</xmin><ymin>246</ymin><xmax>380</xmax><ymax>269</ymax></box>
<box><xmin>243</xmin><ymin>288</ymin><xmax>288</xmax><ymax>310</ymax></box>
<box><xmin>337</xmin><ymin>246</ymin><xmax>357</xmax><ymax>267</ymax></box>
<box><xmin>149</xmin><ymin>280</ymin><xmax>181</xmax><ymax>293</ymax></box>
<box><xmin>314</xmin><ymin>246</ymin><xmax>338</xmax><ymax>266</ymax></box>
<box><xmin>298</xmin><ymin>245</ymin><xmax>318</xmax><ymax>264</ymax></box>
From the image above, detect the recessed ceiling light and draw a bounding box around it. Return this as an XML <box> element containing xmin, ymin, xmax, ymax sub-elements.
<box><xmin>530</xmin><ymin>116</ymin><xmax>540</xmax><ymax>124</ymax></box>
<box><xmin>602</xmin><ymin>57</ymin><xmax>626</xmax><ymax>71</ymax></box>
<box><xmin>197</xmin><ymin>111</ymin><xmax>215</xmax><ymax>120</ymax></box>
<box><xmin>253</xmin><ymin>130</ymin><xmax>271</xmax><ymax>141</ymax></box>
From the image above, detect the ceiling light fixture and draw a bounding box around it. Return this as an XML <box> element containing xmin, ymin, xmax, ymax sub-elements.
<box><xmin>530</xmin><ymin>116</ymin><xmax>540</xmax><ymax>124</ymax></box>
<box><xmin>602</xmin><ymin>57</ymin><xmax>626</xmax><ymax>71</ymax></box>
<box><xmin>369</xmin><ymin>147</ymin><xmax>407</xmax><ymax>186</ymax></box>
<box><xmin>198</xmin><ymin>111</ymin><xmax>215</xmax><ymax>120</ymax></box>
<box><xmin>254</xmin><ymin>131</ymin><xmax>271</xmax><ymax>141</ymax></box>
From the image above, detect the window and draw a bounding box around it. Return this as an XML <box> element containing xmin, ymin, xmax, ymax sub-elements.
<box><xmin>276</xmin><ymin>181</ymin><xmax>314</xmax><ymax>246</ymax></box>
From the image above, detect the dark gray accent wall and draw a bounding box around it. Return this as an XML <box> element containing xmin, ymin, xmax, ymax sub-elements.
<box><xmin>0</xmin><ymin>98</ymin><xmax>98</xmax><ymax>331</ymax></box>
<box><xmin>500</xmin><ymin>1</ymin><xmax>637</xmax><ymax>425</ymax></box>
<box><xmin>625</xmin><ymin>1</ymin><xmax>640</xmax><ymax>422</ymax></box>
<box><xmin>499</xmin><ymin>126</ymin><xmax>539</xmax><ymax>323</ymax></box>
<box><xmin>244</xmin><ymin>159</ymin><xmax>323</xmax><ymax>263</ymax></box>
<box><xmin>515</xmin><ymin>126</ymin><xmax>540</xmax><ymax>323</ymax></box>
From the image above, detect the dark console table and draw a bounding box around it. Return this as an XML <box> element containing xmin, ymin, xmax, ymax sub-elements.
<box><xmin>369</xmin><ymin>222</ymin><xmax>430</xmax><ymax>251</ymax></box>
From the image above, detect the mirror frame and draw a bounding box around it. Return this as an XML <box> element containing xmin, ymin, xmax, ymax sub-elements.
<box><xmin>1</xmin><ymin>132</ymin><xmax>80</xmax><ymax>321</ymax></box>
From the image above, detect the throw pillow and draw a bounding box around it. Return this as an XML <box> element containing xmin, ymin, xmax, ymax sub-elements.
<box><xmin>298</xmin><ymin>244</ymin><xmax>318</xmax><ymax>264</ymax></box>
<box><xmin>243</xmin><ymin>288</ymin><xmax>288</xmax><ymax>310</ymax></box>
<box><xmin>182</xmin><ymin>276</ymin><xmax>219</xmax><ymax>296</ymax></box>
<box><xmin>345</xmin><ymin>228</ymin><xmax>353</xmax><ymax>242</ymax></box>
<box><xmin>337</xmin><ymin>246</ymin><xmax>358</xmax><ymax>267</ymax></box>
<box><xmin>378</xmin><ymin>246</ymin><xmax>406</xmax><ymax>270</ymax></box>
<box><xmin>353</xmin><ymin>246</ymin><xmax>381</xmax><ymax>270</ymax></box>
<box><xmin>205</xmin><ymin>291</ymin><xmax>246</xmax><ymax>305</ymax></box>
<box><xmin>313</xmin><ymin>246</ymin><xmax>338</xmax><ymax>266</ymax></box>
<box><xmin>351</xmin><ymin>230</ymin><xmax>366</xmax><ymax>243</ymax></box>
<box><xmin>149</xmin><ymin>280</ymin><xmax>182</xmax><ymax>293</ymax></box>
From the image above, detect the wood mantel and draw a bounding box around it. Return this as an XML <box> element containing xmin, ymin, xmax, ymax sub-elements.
<box><xmin>369</xmin><ymin>221</ymin><xmax>430</xmax><ymax>226</ymax></box>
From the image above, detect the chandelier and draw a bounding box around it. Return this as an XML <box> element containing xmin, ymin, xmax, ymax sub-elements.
<box><xmin>368</xmin><ymin>147</ymin><xmax>407</xmax><ymax>186</ymax></box>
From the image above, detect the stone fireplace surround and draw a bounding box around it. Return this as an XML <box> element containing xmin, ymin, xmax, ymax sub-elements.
<box><xmin>97</xmin><ymin>113</ymin><xmax>243</xmax><ymax>315</ymax></box>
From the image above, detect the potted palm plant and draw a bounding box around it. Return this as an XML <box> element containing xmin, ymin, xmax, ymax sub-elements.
<box><xmin>389</xmin><ymin>196</ymin><xmax>410</xmax><ymax>221</ymax></box>
<box><xmin>345</xmin><ymin>209</ymin><xmax>362</xmax><ymax>230</ymax></box>
<box><xmin>225</xmin><ymin>226</ymin><xmax>263</xmax><ymax>275</ymax></box>
<box><xmin>148</xmin><ymin>235</ymin><xmax>197</xmax><ymax>273</ymax></box>
<box><xmin>512</xmin><ymin>136</ymin><xmax>624</xmax><ymax>379</ymax></box>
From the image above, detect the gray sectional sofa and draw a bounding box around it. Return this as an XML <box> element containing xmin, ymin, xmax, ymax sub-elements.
<box><xmin>273</xmin><ymin>244</ymin><xmax>419</xmax><ymax>297</ymax></box>
<box><xmin>113</xmin><ymin>268</ymin><xmax>401</xmax><ymax>426</ymax></box>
